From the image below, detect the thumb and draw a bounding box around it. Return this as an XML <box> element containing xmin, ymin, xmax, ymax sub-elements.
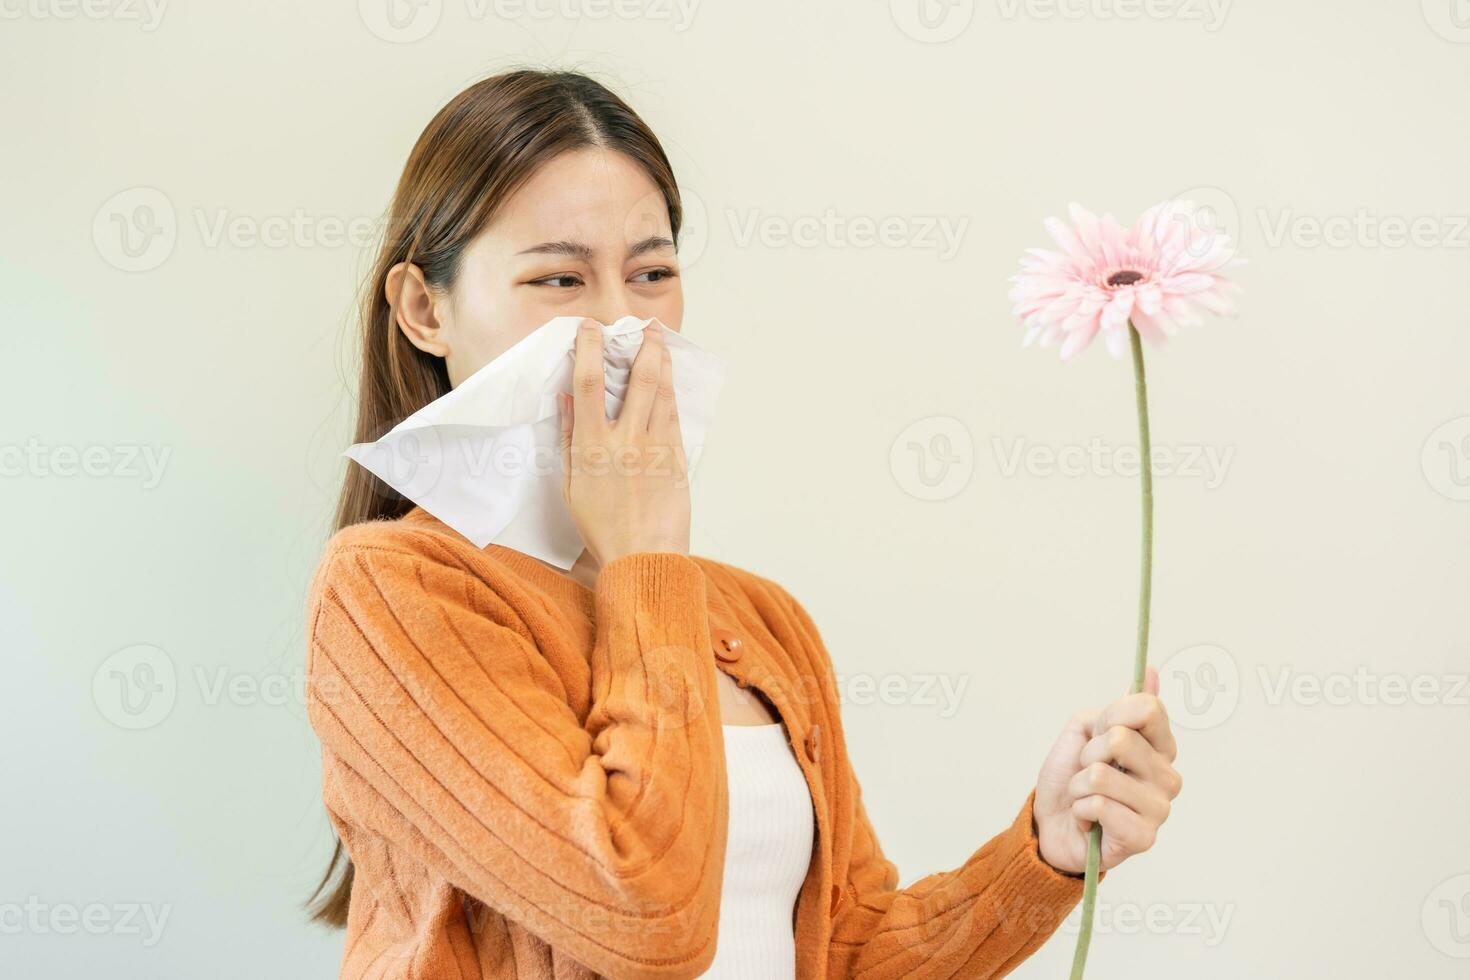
<box><xmin>1144</xmin><ymin>664</ymin><xmax>1160</xmax><ymax>697</ymax></box>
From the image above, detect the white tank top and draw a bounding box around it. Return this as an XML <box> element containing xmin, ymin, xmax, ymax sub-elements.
<box><xmin>701</xmin><ymin>724</ymin><xmax>816</xmax><ymax>979</ymax></box>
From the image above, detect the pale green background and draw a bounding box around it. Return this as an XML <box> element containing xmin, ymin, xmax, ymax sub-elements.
<box><xmin>3</xmin><ymin>1</ymin><xmax>1468</xmax><ymax>977</ymax></box>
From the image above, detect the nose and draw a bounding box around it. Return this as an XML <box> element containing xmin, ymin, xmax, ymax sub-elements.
<box><xmin>579</xmin><ymin>279</ymin><xmax>641</xmax><ymax>329</ymax></box>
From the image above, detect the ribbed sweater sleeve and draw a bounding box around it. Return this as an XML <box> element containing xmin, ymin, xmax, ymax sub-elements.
<box><xmin>304</xmin><ymin>531</ymin><xmax>727</xmax><ymax>980</ymax></box>
<box><xmin>774</xmin><ymin>591</ymin><xmax>1087</xmax><ymax>980</ymax></box>
<box><xmin>827</xmin><ymin>787</ymin><xmax>1086</xmax><ymax>979</ymax></box>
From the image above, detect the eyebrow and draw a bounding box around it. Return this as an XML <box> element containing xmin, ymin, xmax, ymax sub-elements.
<box><xmin>515</xmin><ymin>236</ymin><xmax>676</xmax><ymax>260</ymax></box>
<box><xmin>628</xmin><ymin>235</ymin><xmax>676</xmax><ymax>257</ymax></box>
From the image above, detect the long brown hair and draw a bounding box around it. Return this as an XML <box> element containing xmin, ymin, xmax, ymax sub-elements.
<box><xmin>307</xmin><ymin>68</ymin><xmax>684</xmax><ymax>927</ymax></box>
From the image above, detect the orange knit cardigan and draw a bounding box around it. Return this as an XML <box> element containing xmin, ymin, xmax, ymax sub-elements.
<box><xmin>305</xmin><ymin>506</ymin><xmax>1085</xmax><ymax>979</ymax></box>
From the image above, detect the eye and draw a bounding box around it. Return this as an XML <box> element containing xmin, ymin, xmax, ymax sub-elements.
<box><xmin>529</xmin><ymin>274</ymin><xmax>584</xmax><ymax>288</ymax></box>
<box><xmin>631</xmin><ymin>267</ymin><xmax>677</xmax><ymax>284</ymax></box>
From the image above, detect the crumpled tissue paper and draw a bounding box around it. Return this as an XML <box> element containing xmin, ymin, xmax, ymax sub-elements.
<box><xmin>343</xmin><ymin>315</ymin><xmax>724</xmax><ymax>569</ymax></box>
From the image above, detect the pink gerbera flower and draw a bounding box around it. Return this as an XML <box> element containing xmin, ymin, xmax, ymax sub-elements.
<box><xmin>1008</xmin><ymin>200</ymin><xmax>1239</xmax><ymax>360</ymax></box>
<box><xmin>1007</xmin><ymin>198</ymin><xmax>1241</xmax><ymax>980</ymax></box>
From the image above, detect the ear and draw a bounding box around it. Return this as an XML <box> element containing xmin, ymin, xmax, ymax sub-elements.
<box><xmin>385</xmin><ymin>262</ymin><xmax>450</xmax><ymax>357</ymax></box>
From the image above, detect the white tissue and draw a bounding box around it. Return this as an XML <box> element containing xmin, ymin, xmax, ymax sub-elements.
<box><xmin>343</xmin><ymin>315</ymin><xmax>725</xmax><ymax>569</ymax></box>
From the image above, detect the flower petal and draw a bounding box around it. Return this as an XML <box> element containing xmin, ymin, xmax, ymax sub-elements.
<box><xmin>1131</xmin><ymin>308</ymin><xmax>1174</xmax><ymax>344</ymax></box>
<box><xmin>1060</xmin><ymin>320</ymin><xmax>1100</xmax><ymax>360</ymax></box>
<box><xmin>1136</xmin><ymin>282</ymin><xmax>1163</xmax><ymax>316</ymax></box>
<box><xmin>1068</xmin><ymin>202</ymin><xmax>1104</xmax><ymax>257</ymax></box>
<box><xmin>1158</xmin><ymin>272</ymin><xmax>1217</xmax><ymax>295</ymax></box>
<box><xmin>1044</xmin><ymin>218</ymin><xmax>1087</xmax><ymax>261</ymax></box>
<box><xmin>1099</xmin><ymin>212</ymin><xmax>1128</xmax><ymax>268</ymax></box>
<box><xmin>1014</xmin><ymin>199</ymin><xmax>1238</xmax><ymax>352</ymax></box>
<box><xmin>1099</xmin><ymin>290</ymin><xmax>1135</xmax><ymax>333</ymax></box>
<box><xmin>1191</xmin><ymin>287</ymin><xmax>1236</xmax><ymax>316</ymax></box>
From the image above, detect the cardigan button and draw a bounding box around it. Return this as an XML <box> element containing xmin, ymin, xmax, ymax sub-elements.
<box><xmin>805</xmin><ymin>723</ymin><xmax>822</xmax><ymax>765</ymax></box>
<box><xmin>712</xmin><ymin>629</ymin><xmax>744</xmax><ymax>663</ymax></box>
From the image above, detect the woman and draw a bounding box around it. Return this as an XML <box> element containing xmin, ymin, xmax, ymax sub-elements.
<box><xmin>304</xmin><ymin>69</ymin><xmax>1182</xmax><ymax>980</ymax></box>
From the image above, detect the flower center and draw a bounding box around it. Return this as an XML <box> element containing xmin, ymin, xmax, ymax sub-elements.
<box><xmin>1106</xmin><ymin>270</ymin><xmax>1144</xmax><ymax>287</ymax></box>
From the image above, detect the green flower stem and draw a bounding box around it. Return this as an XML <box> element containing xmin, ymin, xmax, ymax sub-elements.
<box><xmin>1068</xmin><ymin>322</ymin><xmax>1153</xmax><ymax>980</ymax></box>
<box><xmin>1128</xmin><ymin>323</ymin><xmax>1154</xmax><ymax>695</ymax></box>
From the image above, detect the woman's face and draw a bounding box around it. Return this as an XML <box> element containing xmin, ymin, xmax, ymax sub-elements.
<box><xmin>389</xmin><ymin>147</ymin><xmax>685</xmax><ymax>387</ymax></box>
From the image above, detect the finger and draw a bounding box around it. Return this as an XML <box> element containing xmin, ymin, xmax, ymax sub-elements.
<box><xmin>657</xmin><ymin>339</ymin><xmax>682</xmax><ymax>439</ymax></box>
<box><xmin>1078</xmin><ymin>727</ymin><xmax>1183</xmax><ymax>801</ymax></box>
<box><xmin>1067</xmin><ymin>760</ymin><xmax>1170</xmax><ymax>821</ymax></box>
<box><xmin>1068</xmin><ymin>708</ymin><xmax>1101</xmax><ymax>738</ymax></box>
<box><xmin>558</xmin><ymin>392</ymin><xmax>573</xmax><ymax>500</ymax></box>
<box><xmin>1092</xmin><ymin>692</ymin><xmax>1177</xmax><ymax>763</ymax></box>
<box><xmin>651</xmin><ymin>342</ymin><xmax>688</xmax><ymax>482</ymax></box>
<box><xmin>648</xmin><ymin>343</ymin><xmax>677</xmax><ymax>435</ymax></box>
<box><xmin>572</xmin><ymin>319</ymin><xmax>608</xmax><ymax>430</ymax></box>
<box><xmin>617</xmin><ymin>322</ymin><xmax>665</xmax><ymax>432</ymax></box>
<box><xmin>1144</xmin><ymin>664</ymin><xmax>1159</xmax><ymax>697</ymax></box>
<box><xmin>1079</xmin><ymin>725</ymin><xmax>1173</xmax><ymax>788</ymax></box>
<box><xmin>1072</xmin><ymin>795</ymin><xmax>1157</xmax><ymax>866</ymax></box>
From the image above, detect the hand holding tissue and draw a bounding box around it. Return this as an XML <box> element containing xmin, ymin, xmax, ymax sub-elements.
<box><xmin>343</xmin><ymin>315</ymin><xmax>725</xmax><ymax>570</ymax></box>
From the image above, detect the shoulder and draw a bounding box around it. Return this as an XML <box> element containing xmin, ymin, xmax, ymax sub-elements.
<box><xmin>308</xmin><ymin>517</ymin><xmax>461</xmax><ymax>592</ymax></box>
<box><xmin>317</xmin><ymin>514</ymin><xmax>462</xmax><ymax>565</ymax></box>
<box><xmin>305</xmin><ymin>511</ymin><xmax>529</xmax><ymax>615</ymax></box>
<box><xmin>303</xmin><ymin>515</ymin><xmax>552</xmax><ymax>685</ymax></box>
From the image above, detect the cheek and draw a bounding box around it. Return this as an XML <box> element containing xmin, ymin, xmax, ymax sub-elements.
<box><xmin>441</xmin><ymin>278</ymin><xmax>545</xmax><ymax>377</ymax></box>
<box><xmin>447</xmin><ymin>287</ymin><xmax>559</xmax><ymax>346</ymax></box>
<box><xmin>646</xmin><ymin>287</ymin><xmax>684</xmax><ymax>333</ymax></box>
